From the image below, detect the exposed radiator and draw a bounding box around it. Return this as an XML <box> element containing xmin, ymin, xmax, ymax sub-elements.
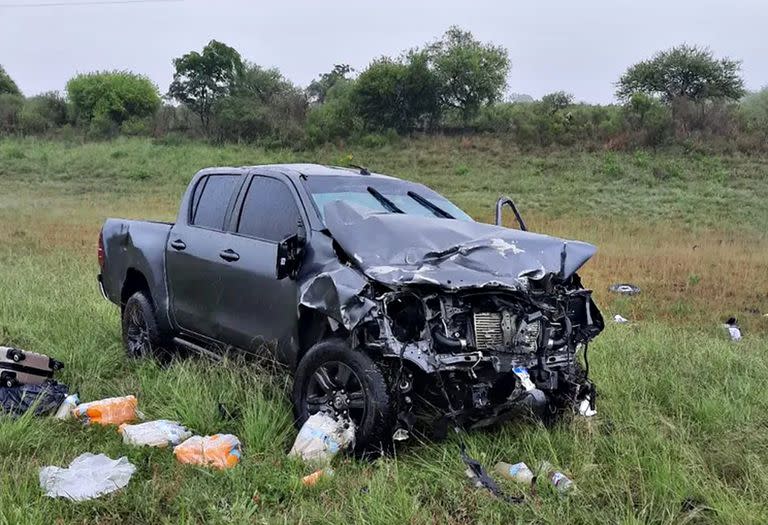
<box><xmin>473</xmin><ymin>312</ymin><xmax>503</xmax><ymax>350</ymax></box>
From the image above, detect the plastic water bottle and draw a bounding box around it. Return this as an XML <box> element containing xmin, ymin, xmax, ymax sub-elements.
<box><xmin>539</xmin><ymin>461</ymin><xmax>575</xmax><ymax>494</ymax></box>
<box><xmin>494</xmin><ymin>461</ymin><xmax>534</xmax><ymax>483</ymax></box>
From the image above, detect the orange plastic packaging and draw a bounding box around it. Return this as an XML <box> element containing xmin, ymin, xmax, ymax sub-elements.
<box><xmin>74</xmin><ymin>395</ymin><xmax>138</xmax><ymax>426</ymax></box>
<box><xmin>301</xmin><ymin>468</ymin><xmax>334</xmax><ymax>487</ymax></box>
<box><xmin>173</xmin><ymin>434</ymin><xmax>241</xmax><ymax>469</ymax></box>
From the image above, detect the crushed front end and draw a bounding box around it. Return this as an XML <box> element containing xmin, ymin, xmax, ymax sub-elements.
<box><xmin>354</xmin><ymin>273</ymin><xmax>603</xmax><ymax>434</ymax></box>
<box><xmin>302</xmin><ymin>201</ymin><xmax>607</xmax><ymax>438</ymax></box>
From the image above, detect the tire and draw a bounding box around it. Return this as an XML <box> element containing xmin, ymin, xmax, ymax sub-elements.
<box><xmin>292</xmin><ymin>339</ymin><xmax>394</xmax><ymax>453</ymax></box>
<box><xmin>122</xmin><ymin>291</ymin><xmax>169</xmax><ymax>360</ymax></box>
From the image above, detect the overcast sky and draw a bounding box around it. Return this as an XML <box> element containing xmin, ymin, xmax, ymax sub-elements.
<box><xmin>0</xmin><ymin>0</ymin><xmax>765</xmax><ymax>103</ymax></box>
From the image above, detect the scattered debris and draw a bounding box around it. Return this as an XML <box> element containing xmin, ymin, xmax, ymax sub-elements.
<box><xmin>724</xmin><ymin>317</ymin><xmax>742</xmax><ymax>341</ymax></box>
<box><xmin>301</xmin><ymin>467</ymin><xmax>334</xmax><ymax>487</ymax></box>
<box><xmin>1</xmin><ymin>346</ymin><xmax>64</xmax><ymax>388</ymax></box>
<box><xmin>512</xmin><ymin>366</ymin><xmax>536</xmax><ymax>391</ymax></box>
<box><xmin>39</xmin><ymin>453</ymin><xmax>135</xmax><ymax>501</ymax></box>
<box><xmin>578</xmin><ymin>395</ymin><xmax>597</xmax><ymax>417</ymax></box>
<box><xmin>119</xmin><ymin>420</ymin><xmax>192</xmax><ymax>447</ymax></box>
<box><xmin>0</xmin><ymin>381</ymin><xmax>69</xmax><ymax>417</ymax></box>
<box><xmin>461</xmin><ymin>443</ymin><xmax>524</xmax><ymax>504</ymax></box>
<box><xmin>609</xmin><ymin>283</ymin><xmax>641</xmax><ymax>296</ymax></box>
<box><xmin>539</xmin><ymin>461</ymin><xmax>575</xmax><ymax>495</ymax></box>
<box><xmin>54</xmin><ymin>394</ymin><xmax>80</xmax><ymax>420</ymax></box>
<box><xmin>174</xmin><ymin>434</ymin><xmax>242</xmax><ymax>469</ymax></box>
<box><xmin>391</xmin><ymin>428</ymin><xmax>410</xmax><ymax>441</ymax></box>
<box><xmin>74</xmin><ymin>395</ymin><xmax>138</xmax><ymax>425</ymax></box>
<box><xmin>289</xmin><ymin>413</ymin><xmax>356</xmax><ymax>465</ymax></box>
<box><xmin>613</xmin><ymin>314</ymin><xmax>629</xmax><ymax>324</ymax></box>
<box><xmin>494</xmin><ymin>461</ymin><xmax>534</xmax><ymax>484</ymax></box>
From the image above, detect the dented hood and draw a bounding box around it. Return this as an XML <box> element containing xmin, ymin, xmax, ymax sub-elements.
<box><xmin>324</xmin><ymin>201</ymin><xmax>597</xmax><ymax>291</ymax></box>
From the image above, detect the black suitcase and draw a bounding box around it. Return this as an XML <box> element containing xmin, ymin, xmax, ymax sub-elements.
<box><xmin>0</xmin><ymin>346</ymin><xmax>64</xmax><ymax>388</ymax></box>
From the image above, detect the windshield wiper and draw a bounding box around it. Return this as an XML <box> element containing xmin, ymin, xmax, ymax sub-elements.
<box><xmin>407</xmin><ymin>191</ymin><xmax>454</xmax><ymax>219</ymax></box>
<box><xmin>367</xmin><ymin>187</ymin><xmax>403</xmax><ymax>214</ymax></box>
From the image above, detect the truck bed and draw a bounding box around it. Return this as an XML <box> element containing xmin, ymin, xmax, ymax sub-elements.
<box><xmin>99</xmin><ymin>218</ymin><xmax>173</xmax><ymax>317</ymax></box>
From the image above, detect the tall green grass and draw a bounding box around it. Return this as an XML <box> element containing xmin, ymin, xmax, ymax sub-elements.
<box><xmin>1</xmin><ymin>137</ymin><xmax>768</xmax><ymax>524</ymax></box>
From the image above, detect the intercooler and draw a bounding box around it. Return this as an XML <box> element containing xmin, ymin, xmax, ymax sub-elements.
<box><xmin>473</xmin><ymin>310</ymin><xmax>540</xmax><ymax>352</ymax></box>
<box><xmin>473</xmin><ymin>312</ymin><xmax>504</xmax><ymax>350</ymax></box>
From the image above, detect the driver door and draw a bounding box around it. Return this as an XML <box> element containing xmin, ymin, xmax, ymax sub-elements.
<box><xmin>212</xmin><ymin>174</ymin><xmax>304</xmax><ymax>362</ymax></box>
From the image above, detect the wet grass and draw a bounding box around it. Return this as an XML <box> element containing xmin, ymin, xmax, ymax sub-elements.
<box><xmin>1</xmin><ymin>137</ymin><xmax>768</xmax><ymax>524</ymax></box>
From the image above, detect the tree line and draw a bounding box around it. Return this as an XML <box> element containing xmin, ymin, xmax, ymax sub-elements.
<box><xmin>1</xmin><ymin>27</ymin><xmax>768</xmax><ymax>151</ymax></box>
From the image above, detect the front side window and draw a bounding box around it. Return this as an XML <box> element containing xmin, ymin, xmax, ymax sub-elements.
<box><xmin>191</xmin><ymin>175</ymin><xmax>240</xmax><ymax>230</ymax></box>
<box><xmin>237</xmin><ymin>176</ymin><xmax>300</xmax><ymax>242</ymax></box>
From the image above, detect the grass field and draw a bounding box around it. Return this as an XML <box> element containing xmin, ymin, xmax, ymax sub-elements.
<box><xmin>1</xmin><ymin>136</ymin><xmax>767</xmax><ymax>524</ymax></box>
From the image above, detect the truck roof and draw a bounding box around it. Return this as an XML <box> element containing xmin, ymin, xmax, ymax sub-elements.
<box><xmin>261</xmin><ymin>163</ymin><xmax>397</xmax><ymax>180</ymax></box>
<box><xmin>199</xmin><ymin>163</ymin><xmax>397</xmax><ymax>181</ymax></box>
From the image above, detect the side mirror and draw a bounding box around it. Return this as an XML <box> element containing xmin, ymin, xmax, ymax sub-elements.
<box><xmin>276</xmin><ymin>219</ymin><xmax>307</xmax><ymax>280</ymax></box>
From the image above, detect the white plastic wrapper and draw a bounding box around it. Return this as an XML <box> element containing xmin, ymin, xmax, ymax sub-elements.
<box><xmin>54</xmin><ymin>394</ymin><xmax>79</xmax><ymax>420</ymax></box>
<box><xmin>578</xmin><ymin>395</ymin><xmax>597</xmax><ymax>417</ymax></box>
<box><xmin>289</xmin><ymin>412</ymin><xmax>355</xmax><ymax>465</ymax></box>
<box><xmin>39</xmin><ymin>453</ymin><xmax>135</xmax><ymax>501</ymax></box>
<box><xmin>119</xmin><ymin>420</ymin><xmax>192</xmax><ymax>447</ymax></box>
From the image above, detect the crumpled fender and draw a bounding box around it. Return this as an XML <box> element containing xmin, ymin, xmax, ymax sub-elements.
<box><xmin>299</xmin><ymin>265</ymin><xmax>377</xmax><ymax>331</ymax></box>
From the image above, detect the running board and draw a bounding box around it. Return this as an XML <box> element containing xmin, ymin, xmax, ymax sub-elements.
<box><xmin>173</xmin><ymin>337</ymin><xmax>222</xmax><ymax>362</ymax></box>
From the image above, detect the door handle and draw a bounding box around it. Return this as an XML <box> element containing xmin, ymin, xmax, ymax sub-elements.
<box><xmin>219</xmin><ymin>249</ymin><xmax>240</xmax><ymax>262</ymax></box>
<box><xmin>170</xmin><ymin>239</ymin><xmax>186</xmax><ymax>251</ymax></box>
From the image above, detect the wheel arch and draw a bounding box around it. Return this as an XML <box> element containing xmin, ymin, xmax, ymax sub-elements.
<box><xmin>121</xmin><ymin>268</ymin><xmax>151</xmax><ymax>308</ymax></box>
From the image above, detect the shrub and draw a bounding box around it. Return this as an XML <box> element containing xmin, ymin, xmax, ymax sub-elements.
<box><xmin>66</xmin><ymin>70</ymin><xmax>160</xmax><ymax>127</ymax></box>
<box><xmin>306</xmin><ymin>81</ymin><xmax>362</xmax><ymax>144</ymax></box>
<box><xmin>18</xmin><ymin>92</ymin><xmax>68</xmax><ymax>134</ymax></box>
<box><xmin>210</xmin><ymin>64</ymin><xmax>308</xmax><ymax>146</ymax></box>
<box><xmin>739</xmin><ymin>88</ymin><xmax>768</xmax><ymax>138</ymax></box>
<box><xmin>120</xmin><ymin>116</ymin><xmax>152</xmax><ymax>136</ymax></box>
<box><xmin>0</xmin><ymin>93</ymin><xmax>23</xmax><ymax>134</ymax></box>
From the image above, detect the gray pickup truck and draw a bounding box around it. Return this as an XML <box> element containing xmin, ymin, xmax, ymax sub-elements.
<box><xmin>99</xmin><ymin>164</ymin><xmax>604</xmax><ymax>449</ymax></box>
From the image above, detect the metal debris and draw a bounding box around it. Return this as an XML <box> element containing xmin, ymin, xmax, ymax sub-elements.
<box><xmin>609</xmin><ymin>283</ymin><xmax>641</xmax><ymax>295</ymax></box>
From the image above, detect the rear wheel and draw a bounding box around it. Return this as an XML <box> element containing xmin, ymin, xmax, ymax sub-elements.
<box><xmin>122</xmin><ymin>291</ymin><xmax>169</xmax><ymax>360</ymax></box>
<box><xmin>292</xmin><ymin>339</ymin><xmax>394</xmax><ymax>453</ymax></box>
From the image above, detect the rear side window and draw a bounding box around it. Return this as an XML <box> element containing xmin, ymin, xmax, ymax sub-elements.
<box><xmin>191</xmin><ymin>175</ymin><xmax>240</xmax><ymax>229</ymax></box>
<box><xmin>237</xmin><ymin>176</ymin><xmax>300</xmax><ymax>242</ymax></box>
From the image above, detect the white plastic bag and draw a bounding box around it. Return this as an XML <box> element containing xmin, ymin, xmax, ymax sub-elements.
<box><xmin>39</xmin><ymin>453</ymin><xmax>135</xmax><ymax>501</ymax></box>
<box><xmin>119</xmin><ymin>420</ymin><xmax>192</xmax><ymax>447</ymax></box>
<box><xmin>289</xmin><ymin>412</ymin><xmax>355</xmax><ymax>465</ymax></box>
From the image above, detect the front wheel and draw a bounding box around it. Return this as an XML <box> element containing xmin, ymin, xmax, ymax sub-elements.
<box><xmin>292</xmin><ymin>339</ymin><xmax>394</xmax><ymax>453</ymax></box>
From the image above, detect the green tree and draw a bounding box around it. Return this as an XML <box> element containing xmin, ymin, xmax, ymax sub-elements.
<box><xmin>212</xmin><ymin>63</ymin><xmax>307</xmax><ymax>144</ymax></box>
<box><xmin>541</xmin><ymin>91</ymin><xmax>574</xmax><ymax>114</ymax></box>
<box><xmin>307</xmin><ymin>64</ymin><xmax>353</xmax><ymax>104</ymax></box>
<box><xmin>428</xmin><ymin>26</ymin><xmax>510</xmax><ymax>122</ymax></box>
<box><xmin>354</xmin><ymin>52</ymin><xmax>441</xmax><ymax>132</ymax></box>
<box><xmin>66</xmin><ymin>71</ymin><xmax>160</xmax><ymax>126</ymax></box>
<box><xmin>0</xmin><ymin>65</ymin><xmax>21</xmax><ymax>96</ymax></box>
<box><xmin>167</xmin><ymin>40</ymin><xmax>244</xmax><ymax>133</ymax></box>
<box><xmin>306</xmin><ymin>80</ymin><xmax>362</xmax><ymax>144</ymax></box>
<box><xmin>616</xmin><ymin>45</ymin><xmax>745</xmax><ymax>103</ymax></box>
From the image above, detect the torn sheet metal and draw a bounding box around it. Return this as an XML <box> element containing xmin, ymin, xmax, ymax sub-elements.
<box><xmin>299</xmin><ymin>266</ymin><xmax>377</xmax><ymax>330</ymax></box>
<box><xmin>323</xmin><ymin>201</ymin><xmax>597</xmax><ymax>291</ymax></box>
